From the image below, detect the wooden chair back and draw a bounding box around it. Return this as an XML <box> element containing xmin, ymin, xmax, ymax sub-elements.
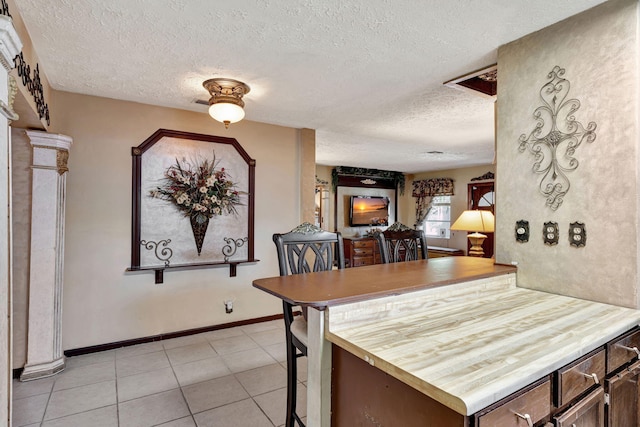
<box><xmin>376</xmin><ymin>225</ymin><xmax>428</xmax><ymax>264</ymax></box>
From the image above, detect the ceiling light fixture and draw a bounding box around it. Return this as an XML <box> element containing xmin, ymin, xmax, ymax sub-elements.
<box><xmin>202</xmin><ymin>78</ymin><xmax>250</xmax><ymax>129</ymax></box>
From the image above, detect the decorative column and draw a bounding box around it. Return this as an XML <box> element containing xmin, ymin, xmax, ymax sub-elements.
<box><xmin>20</xmin><ymin>131</ymin><xmax>72</xmax><ymax>381</ymax></box>
<box><xmin>0</xmin><ymin>12</ymin><xmax>22</xmax><ymax>421</ymax></box>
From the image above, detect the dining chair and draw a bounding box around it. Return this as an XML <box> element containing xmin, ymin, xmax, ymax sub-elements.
<box><xmin>375</xmin><ymin>222</ymin><xmax>428</xmax><ymax>263</ymax></box>
<box><xmin>273</xmin><ymin>222</ymin><xmax>345</xmax><ymax>427</ymax></box>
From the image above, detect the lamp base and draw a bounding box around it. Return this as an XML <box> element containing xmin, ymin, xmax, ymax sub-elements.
<box><xmin>467</xmin><ymin>232</ymin><xmax>487</xmax><ymax>257</ymax></box>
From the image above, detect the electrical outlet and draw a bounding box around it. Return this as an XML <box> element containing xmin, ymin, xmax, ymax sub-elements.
<box><xmin>224</xmin><ymin>300</ymin><xmax>233</xmax><ymax>314</ymax></box>
<box><xmin>439</xmin><ymin>228</ymin><xmax>446</xmax><ymax>237</ymax></box>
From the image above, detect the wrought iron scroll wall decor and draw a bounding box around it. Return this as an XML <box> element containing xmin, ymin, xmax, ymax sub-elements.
<box><xmin>518</xmin><ymin>66</ymin><xmax>597</xmax><ymax>210</ymax></box>
<box><xmin>1</xmin><ymin>0</ymin><xmax>10</xmax><ymax>17</ymax></box>
<box><xmin>14</xmin><ymin>52</ymin><xmax>50</xmax><ymax>126</ymax></box>
<box><xmin>222</xmin><ymin>237</ymin><xmax>249</xmax><ymax>262</ymax></box>
<box><xmin>1</xmin><ymin>1</ymin><xmax>50</xmax><ymax>125</ymax></box>
<box><xmin>128</xmin><ymin>129</ymin><xmax>257</xmax><ymax>284</ymax></box>
<box><xmin>140</xmin><ymin>239</ymin><xmax>173</xmax><ymax>267</ymax></box>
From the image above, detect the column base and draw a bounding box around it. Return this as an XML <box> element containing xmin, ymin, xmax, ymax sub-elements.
<box><xmin>20</xmin><ymin>357</ymin><xmax>65</xmax><ymax>381</ymax></box>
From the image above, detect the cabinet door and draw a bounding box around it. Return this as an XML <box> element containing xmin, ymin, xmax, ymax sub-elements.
<box><xmin>476</xmin><ymin>379</ymin><xmax>551</xmax><ymax>426</ymax></box>
<box><xmin>605</xmin><ymin>359</ymin><xmax>640</xmax><ymax>427</ymax></box>
<box><xmin>554</xmin><ymin>387</ymin><xmax>604</xmax><ymax>427</ymax></box>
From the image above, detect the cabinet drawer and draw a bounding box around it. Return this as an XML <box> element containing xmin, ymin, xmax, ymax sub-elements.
<box><xmin>353</xmin><ymin>247</ymin><xmax>373</xmax><ymax>256</ymax></box>
<box><xmin>607</xmin><ymin>328</ymin><xmax>640</xmax><ymax>374</ymax></box>
<box><xmin>352</xmin><ymin>257</ymin><xmax>374</xmax><ymax>267</ymax></box>
<box><xmin>553</xmin><ymin>387</ymin><xmax>604</xmax><ymax>427</ymax></box>
<box><xmin>477</xmin><ymin>378</ymin><xmax>551</xmax><ymax>427</ymax></box>
<box><xmin>352</xmin><ymin>240</ymin><xmax>374</xmax><ymax>249</ymax></box>
<box><xmin>556</xmin><ymin>348</ymin><xmax>605</xmax><ymax>407</ymax></box>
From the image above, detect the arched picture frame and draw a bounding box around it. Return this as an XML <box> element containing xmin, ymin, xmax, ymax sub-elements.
<box><xmin>129</xmin><ymin>129</ymin><xmax>256</xmax><ymax>283</ymax></box>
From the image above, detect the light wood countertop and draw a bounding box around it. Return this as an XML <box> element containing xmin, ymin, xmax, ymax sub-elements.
<box><xmin>326</xmin><ymin>275</ymin><xmax>640</xmax><ymax>415</ymax></box>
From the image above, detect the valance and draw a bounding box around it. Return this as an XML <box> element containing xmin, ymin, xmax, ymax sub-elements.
<box><xmin>332</xmin><ymin>166</ymin><xmax>405</xmax><ymax>195</ymax></box>
<box><xmin>412</xmin><ymin>178</ymin><xmax>455</xmax><ymax>198</ymax></box>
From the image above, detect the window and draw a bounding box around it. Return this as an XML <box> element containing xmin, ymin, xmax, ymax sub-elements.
<box><xmin>422</xmin><ymin>196</ymin><xmax>451</xmax><ymax>238</ymax></box>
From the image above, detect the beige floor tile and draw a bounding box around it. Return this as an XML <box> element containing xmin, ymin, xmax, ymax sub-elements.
<box><xmin>240</xmin><ymin>320</ymin><xmax>282</xmax><ymax>334</ymax></box>
<box><xmin>53</xmin><ymin>360</ymin><xmax>115</xmax><ymax>391</ymax></box>
<box><xmin>118</xmin><ymin>388</ymin><xmax>190</xmax><ymax>427</ymax></box>
<box><xmin>221</xmin><ymin>347</ymin><xmax>278</xmax><ymax>373</ymax></box>
<box><xmin>44</xmin><ymin>380</ymin><xmax>116</xmax><ymax>421</ymax></box>
<box><xmin>117</xmin><ymin>367</ymin><xmax>179</xmax><ymax>402</ymax></box>
<box><xmin>156</xmin><ymin>416</ymin><xmax>197</xmax><ymax>426</ymax></box>
<box><xmin>209</xmin><ymin>335</ymin><xmax>258</xmax><ymax>355</ymax></box>
<box><xmin>12</xmin><ymin>393</ymin><xmax>49</xmax><ymax>426</ymax></box>
<box><xmin>12</xmin><ymin>376</ymin><xmax>55</xmax><ymax>400</ymax></box>
<box><xmin>247</xmin><ymin>328</ymin><xmax>286</xmax><ymax>347</ymax></box>
<box><xmin>254</xmin><ymin>383</ymin><xmax>307</xmax><ymax>427</ymax></box>
<box><xmin>11</xmin><ymin>323</ymin><xmax>302</xmax><ymax>427</ymax></box>
<box><xmin>172</xmin><ymin>356</ymin><xmax>231</xmax><ymax>387</ymax></box>
<box><xmin>116</xmin><ymin>350</ymin><xmax>170</xmax><ymax>377</ymax></box>
<box><xmin>182</xmin><ymin>375</ymin><xmax>249</xmax><ymax>414</ymax></box>
<box><xmin>41</xmin><ymin>404</ymin><xmax>118</xmax><ymax>427</ymax></box>
<box><xmin>115</xmin><ymin>341</ymin><xmax>163</xmax><ymax>359</ymax></box>
<box><xmin>65</xmin><ymin>349</ymin><xmax>116</xmax><ymax>369</ymax></box>
<box><xmin>166</xmin><ymin>342</ymin><xmax>217</xmax><ymax>365</ymax></box>
<box><xmin>254</xmin><ymin>387</ymin><xmax>286</xmax><ymax>427</ymax></box>
<box><xmin>193</xmin><ymin>398</ymin><xmax>273</xmax><ymax>427</ymax></box>
<box><xmin>162</xmin><ymin>334</ymin><xmax>208</xmax><ymax>350</ymax></box>
<box><xmin>235</xmin><ymin>363</ymin><xmax>287</xmax><ymax>397</ymax></box>
<box><xmin>263</xmin><ymin>343</ymin><xmax>287</xmax><ymax>362</ymax></box>
<box><xmin>201</xmin><ymin>328</ymin><xmax>246</xmax><ymax>341</ymax></box>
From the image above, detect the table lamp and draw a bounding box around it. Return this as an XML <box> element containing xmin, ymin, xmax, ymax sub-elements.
<box><xmin>450</xmin><ymin>210</ymin><xmax>495</xmax><ymax>257</ymax></box>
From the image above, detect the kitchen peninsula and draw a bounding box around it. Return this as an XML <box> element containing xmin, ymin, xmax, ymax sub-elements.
<box><xmin>253</xmin><ymin>257</ymin><xmax>640</xmax><ymax>426</ymax></box>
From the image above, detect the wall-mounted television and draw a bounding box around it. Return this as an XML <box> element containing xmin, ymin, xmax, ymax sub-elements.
<box><xmin>349</xmin><ymin>196</ymin><xmax>390</xmax><ymax>227</ymax></box>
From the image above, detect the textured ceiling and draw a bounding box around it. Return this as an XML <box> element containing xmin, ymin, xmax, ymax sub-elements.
<box><xmin>12</xmin><ymin>0</ymin><xmax>606</xmax><ymax>173</ymax></box>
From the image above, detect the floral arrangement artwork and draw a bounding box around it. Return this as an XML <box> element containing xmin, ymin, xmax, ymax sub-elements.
<box><xmin>150</xmin><ymin>153</ymin><xmax>243</xmax><ymax>255</ymax></box>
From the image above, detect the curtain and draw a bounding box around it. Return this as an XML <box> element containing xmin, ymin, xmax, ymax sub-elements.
<box><xmin>412</xmin><ymin>178</ymin><xmax>454</xmax><ymax>226</ymax></box>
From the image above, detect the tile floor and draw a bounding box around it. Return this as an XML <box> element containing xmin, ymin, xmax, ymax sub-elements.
<box><xmin>12</xmin><ymin>319</ymin><xmax>307</xmax><ymax>427</ymax></box>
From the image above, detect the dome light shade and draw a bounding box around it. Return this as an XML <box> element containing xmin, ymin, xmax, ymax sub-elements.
<box><xmin>202</xmin><ymin>78</ymin><xmax>250</xmax><ymax>129</ymax></box>
<box><xmin>208</xmin><ymin>102</ymin><xmax>245</xmax><ymax>125</ymax></box>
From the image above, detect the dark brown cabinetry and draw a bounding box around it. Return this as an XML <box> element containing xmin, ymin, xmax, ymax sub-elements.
<box><xmin>342</xmin><ymin>237</ymin><xmax>381</xmax><ymax>267</ymax></box>
<box><xmin>475</xmin><ymin>378</ymin><xmax>551</xmax><ymax>426</ymax></box>
<box><xmin>554</xmin><ymin>387</ymin><xmax>605</xmax><ymax>427</ymax></box>
<box><xmin>332</xmin><ymin>327</ymin><xmax>640</xmax><ymax>426</ymax></box>
<box><xmin>343</xmin><ymin>237</ymin><xmax>462</xmax><ymax>267</ymax></box>
<box><xmin>604</xmin><ymin>328</ymin><xmax>640</xmax><ymax>427</ymax></box>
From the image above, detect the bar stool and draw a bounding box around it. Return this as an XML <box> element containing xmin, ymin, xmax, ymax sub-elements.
<box><xmin>273</xmin><ymin>222</ymin><xmax>345</xmax><ymax>427</ymax></box>
<box><xmin>375</xmin><ymin>222</ymin><xmax>428</xmax><ymax>263</ymax></box>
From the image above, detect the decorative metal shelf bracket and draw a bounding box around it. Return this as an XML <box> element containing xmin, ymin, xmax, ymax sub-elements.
<box><xmin>126</xmin><ymin>259</ymin><xmax>259</xmax><ymax>284</ymax></box>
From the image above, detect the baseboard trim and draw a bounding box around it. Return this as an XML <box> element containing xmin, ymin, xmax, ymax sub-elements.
<box><xmin>63</xmin><ymin>313</ymin><xmax>284</xmax><ymax>358</ymax></box>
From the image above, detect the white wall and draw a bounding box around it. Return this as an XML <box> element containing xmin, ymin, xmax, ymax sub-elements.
<box><xmin>496</xmin><ymin>0</ymin><xmax>640</xmax><ymax>308</ymax></box>
<box><xmin>33</xmin><ymin>91</ymin><xmax>306</xmax><ymax>352</ymax></box>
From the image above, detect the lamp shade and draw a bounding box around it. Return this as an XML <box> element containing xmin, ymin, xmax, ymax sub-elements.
<box><xmin>450</xmin><ymin>210</ymin><xmax>495</xmax><ymax>233</ymax></box>
<box><xmin>208</xmin><ymin>102</ymin><xmax>245</xmax><ymax>125</ymax></box>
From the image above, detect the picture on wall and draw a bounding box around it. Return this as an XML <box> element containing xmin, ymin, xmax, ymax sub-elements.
<box><xmin>349</xmin><ymin>195</ymin><xmax>390</xmax><ymax>227</ymax></box>
<box><xmin>130</xmin><ymin>129</ymin><xmax>255</xmax><ymax>272</ymax></box>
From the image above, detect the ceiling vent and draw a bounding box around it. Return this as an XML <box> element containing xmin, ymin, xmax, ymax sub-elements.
<box><xmin>444</xmin><ymin>65</ymin><xmax>497</xmax><ymax>98</ymax></box>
